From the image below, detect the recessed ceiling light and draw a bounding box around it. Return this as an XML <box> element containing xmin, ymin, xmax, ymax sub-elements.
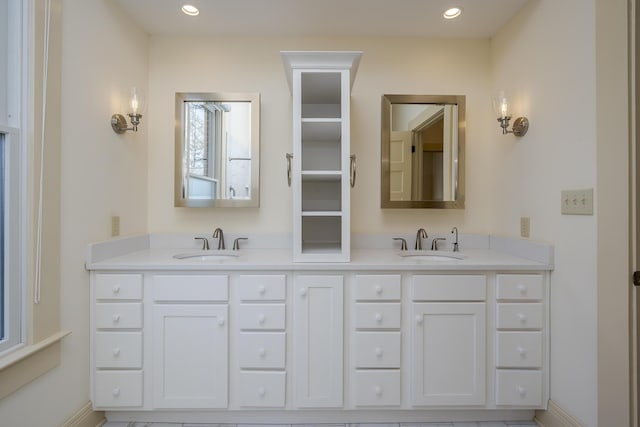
<box><xmin>443</xmin><ymin>7</ymin><xmax>462</xmax><ymax>20</ymax></box>
<box><xmin>181</xmin><ymin>4</ymin><xmax>199</xmax><ymax>16</ymax></box>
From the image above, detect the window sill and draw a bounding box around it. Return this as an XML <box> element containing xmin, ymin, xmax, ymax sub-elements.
<box><xmin>0</xmin><ymin>330</ymin><xmax>70</xmax><ymax>371</ymax></box>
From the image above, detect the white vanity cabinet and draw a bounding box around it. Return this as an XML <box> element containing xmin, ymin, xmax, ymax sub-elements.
<box><xmin>351</xmin><ymin>274</ymin><xmax>402</xmax><ymax>407</ymax></box>
<box><xmin>235</xmin><ymin>274</ymin><xmax>287</xmax><ymax>408</ymax></box>
<box><xmin>410</xmin><ymin>275</ymin><xmax>487</xmax><ymax>406</ymax></box>
<box><xmin>91</xmin><ymin>273</ymin><xmax>144</xmax><ymax>409</ymax></box>
<box><xmin>151</xmin><ymin>275</ymin><xmax>229</xmax><ymax>409</ymax></box>
<box><xmin>494</xmin><ymin>274</ymin><xmax>545</xmax><ymax>407</ymax></box>
<box><xmin>282</xmin><ymin>51</ymin><xmax>361</xmax><ymax>262</ymax></box>
<box><xmin>293</xmin><ymin>274</ymin><xmax>344</xmax><ymax>408</ymax></box>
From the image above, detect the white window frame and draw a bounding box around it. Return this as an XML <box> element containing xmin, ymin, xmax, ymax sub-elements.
<box><xmin>0</xmin><ymin>0</ymin><xmax>27</xmax><ymax>356</ymax></box>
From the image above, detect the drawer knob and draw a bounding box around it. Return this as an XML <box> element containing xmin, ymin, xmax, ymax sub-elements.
<box><xmin>112</xmin><ymin>387</ymin><xmax>120</xmax><ymax>397</ymax></box>
<box><xmin>112</xmin><ymin>314</ymin><xmax>121</xmax><ymax>323</ymax></box>
<box><xmin>415</xmin><ymin>315</ymin><xmax>423</xmax><ymax>325</ymax></box>
<box><xmin>113</xmin><ymin>285</ymin><xmax>121</xmax><ymax>294</ymax></box>
<box><xmin>517</xmin><ymin>313</ymin><xmax>527</xmax><ymax>323</ymax></box>
<box><xmin>517</xmin><ymin>385</ymin><xmax>526</xmax><ymax>397</ymax></box>
<box><xmin>375</xmin><ymin>347</ymin><xmax>383</xmax><ymax>358</ymax></box>
<box><xmin>258</xmin><ymin>347</ymin><xmax>266</xmax><ymax>358</ymax></box>
<box><xmin>375</xmin><ymin>285</ymin><xmax>383</xmax><ymax>295</ymax></box>
<box><xmin>299</xmin><ymin>288</ymin><xmax>306</xmax><ymax>297</ymax></box>
<box><xmin>374</xmin><ymin>385</ymin><xmax>382</xmax><ymax>396</ymax></box>
<box><xmin>517</xmin><ymin>346</ymin><xmax>526</xmax><ymax>357</ymax></box>
<box><xmin>375</xmin><ymin>313</ymin><xmax>383</xmax><ymax>323</ymax></box>
<box><xmin>112</xmin><ymin>348</ymin><xmax>121</xmax><ymax>357</ymax></box>
<box><xmin>259</xmin><ymin>285</ymin><xmax>266</xmax><ymax>295</ymax></box>
<box><xmin>257</xmin><ymin>386</ymin><xmax>266</xmax><ymax>397</ymax></box>
<box><xmin>218</xmin><ymin>317</ymin><xmax>225</xmax><ymax>326</ymax></box>
<box><xmin>517</xmin><ymin>283</ymin><xmax>527</xmax><ymax>294</ymax></box>
<box><xmin>258</xmin><ymin>314</ymin><xmax>266</xmax><ymax>325</ymax></box>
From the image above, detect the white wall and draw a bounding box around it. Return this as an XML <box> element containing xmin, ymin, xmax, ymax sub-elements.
<box><xmin>147</xmin><ymin>36</ymin><xmax>494</xmax><ymax>235</ymax></box>
<box><xmin>0</xmin><ymin>1</ymin><xmax>149</xmax><ymax>425</ymax></box>
<box><xmin>490</xmin><ymin>1</ymin><xmax>599</xmax><ymax>424</ymax></box>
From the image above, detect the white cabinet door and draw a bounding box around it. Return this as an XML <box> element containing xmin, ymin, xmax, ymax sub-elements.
<box><xmin>293</xmin><ymin>275</ymin><xmax>343</xmax><ymax>408</ymax></box>
<box><xmin>411</xmin><ymin>302</ymin><xmax>485</xmax><ymax>406</ymax></box>
<box><xmin>152</xmin><ymin>304</ymin><xmax>228</xmax><ymax>409</ymax></box>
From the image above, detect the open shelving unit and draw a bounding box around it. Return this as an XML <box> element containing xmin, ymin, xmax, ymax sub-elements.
<box><xmin>282</xmin><ymin>51</ymin><xmax>362</xmax><ymax>262</ymax></box>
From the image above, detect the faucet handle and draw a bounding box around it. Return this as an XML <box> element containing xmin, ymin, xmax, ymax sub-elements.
<box><xmin>194</xmin><ymin>237</ymin><xmax>210</xmax><ymax>250</ymax></box>
<box><xmin>431</xmin><ymin>237</ymin><xmax>447</xmax><ymax>251</ymax></box>
<box><xmin>233</xmin><ymin>237</ymin><xmax>248</xmax><ymax>250</ymax></box>
<box><xmin>393</xmin><ymin>237</ymin><xmax>408</xmax><ymax>251</ymax></box>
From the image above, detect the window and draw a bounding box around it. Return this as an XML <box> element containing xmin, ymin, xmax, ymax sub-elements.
<box><xmin>0</xmin><ymin>0</ymin><xmax>26</xmax><ymax>355</ymax></box>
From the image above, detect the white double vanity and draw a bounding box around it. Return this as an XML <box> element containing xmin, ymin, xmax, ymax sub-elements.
<box><xmin>87</xmin><ymin>51</ymin><xmax>553</xmax><ymax>424</ymax></box>
<box><xmin>86</xmin><ymin>233</ymin><xmax>553</xmax><ymax>424</ymax></box>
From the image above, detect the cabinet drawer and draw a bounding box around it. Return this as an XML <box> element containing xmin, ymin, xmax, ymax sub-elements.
<box><xmin>496</xmin><ymin>303</ymin><xmax>543</xmax><ymax>330</ymax></box>
<box><xmin>353</xmin><ymin>332</ymin><xmax>401</xmax><ymax>368</ymax></box>
<box><xmin>412</xmin><ymin>275</ymin><xmax>486</xmax><ymax>301</ymax></box>
<box><xmin>94</xmin><ymin>274</ymin><xmax>142</xmax><ymax>300</ymax></box>
<box><xmin>354</xmin><ymin>303</ymin><xmax>401</xmax><ymax>329</ymax></box>
<box><xmin>496</xmin><ymin>331</ymin><xmax>543</xmax><ymax>368</ymax></box>
<box><xmin>237</xmin><ymin>371</ymin><xmax>286</xmax><ymax>408</ymax></box>
<box><xmin>94</xmin><ymin>303</ymin><xmax>143</xmax><ymax>329</ymax></box>
<box><xmin>153</xmin><ymin>275</ymin><xmax>228</xmax><ymax>302</ymax></box>
<box><xmin>94</xmin><ymin>332</ymin><xmax>142</xmax><ymax>368</ymax></box>
<box><xmin>496</xmin><ymin>274</ymin><xmax>543</xmax><ymax>301</ymax></box>
<box><xmin>237</xmin><ymin>304</ymin><xmax>285</xmax><ymax>330</ymax></box>
<box><xmin>93</xmin><ymin>370</ymin><xmax>143</xmax><ymax>408</ymax></box>
<box><xmin>238</xmin><ymin>332</ymin><xmax>286</xmax><ymax>369</ymax></box>
<box><xmin>353</xmin><ymin>370</ymin><xmax>401</xmax><ymax>407</ymax></box>
<box><xmin>237</xmin><ymin>275</ymin><xmax>286</xmax><ymax>301</ymax></box>
<box><xmin>495</xmin><ymin>370</ymin><xmax>542</xmax><ymax>407</ymax></box>
<box><xmin>354</xmin><ymin>275</ymin><xmax>401</xmax><ymax>301</ymax></box>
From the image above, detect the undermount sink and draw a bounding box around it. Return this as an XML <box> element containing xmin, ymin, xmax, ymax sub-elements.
<box><xmin>173</xmin><ymin>250</ymin><xmax>240</xmax><ymax>260</ymax></box>
<box><xmin>397</xmin><ymin>250</ymin><xmax>465</xmax><ymax>261</ymax></box>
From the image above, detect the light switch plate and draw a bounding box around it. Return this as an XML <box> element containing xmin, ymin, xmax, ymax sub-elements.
<box><xmin>561</xmin><ymin>189</ymin><xmax>594</xmax><ymax>215</ymax></box>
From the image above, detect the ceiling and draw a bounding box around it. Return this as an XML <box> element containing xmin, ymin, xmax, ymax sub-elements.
<box><xmin>112</xmin><ymin>0</ymin><xmax>530</xmax><ymax>38</ymax></box>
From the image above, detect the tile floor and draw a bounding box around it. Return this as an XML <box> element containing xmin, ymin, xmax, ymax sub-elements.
<box><xmin>103</xmin><ymin>422</ymin><xmax>539</xmax><ymax>427</ymax></box>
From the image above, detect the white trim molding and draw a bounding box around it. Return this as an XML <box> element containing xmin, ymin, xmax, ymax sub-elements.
<box><xmin>61</xmin><ymin>401</ymin><xmax>105</xmax><ymax>427</ymax></box>
<box><xmin>535</xmin><ymin>400</ymin><xmax>584</xmax><ymax>427</ymax></box>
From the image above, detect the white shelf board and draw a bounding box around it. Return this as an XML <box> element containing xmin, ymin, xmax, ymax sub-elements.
<box><xmin>301</xmin><ymin>211</ymin><xmax>343</xmax><ymax>217</ymax></box>
<box><xmin>301</xmin><ymin>171</ymin><xmax>341</xmax><ymax>181</ymax></box>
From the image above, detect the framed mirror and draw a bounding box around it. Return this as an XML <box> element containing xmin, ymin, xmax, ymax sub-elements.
<box><xmin>381</xmin><ymin>94</ymin><xmax>465</xmax><ymax>209</ymax></box>
<box><xmin>175</xmin><ymin>92</ymin><xmax>260</xmax><ymax>207</ymax></box>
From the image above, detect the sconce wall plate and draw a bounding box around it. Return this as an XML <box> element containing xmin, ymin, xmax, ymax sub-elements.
<box><xmin>512</xmin><ymin>116</ymin><xmax>529</xmax><ymax>137</ymax></box>
<box><xmin>111</xmin><ymin>114</ymin><xmax>129</xmax><ymax>134</ymax></box>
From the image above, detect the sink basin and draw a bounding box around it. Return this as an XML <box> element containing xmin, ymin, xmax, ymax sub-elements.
<box><xmin>397</xmin><ymin>250</ymin><xmax>465</xmax><ymax>261</ymax></box>
<box><xmin>173</xmin><ymin>250</ymin><xmax>240</xmax><ymax>260</ymax></box>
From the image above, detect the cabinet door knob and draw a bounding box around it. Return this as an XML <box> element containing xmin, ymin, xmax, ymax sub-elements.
<box><xmin>415</xmin><ymin>315</ymin><xmax>423</xmax><ymax>325</ymax></box>
<box><xmin>374</xmin><ymin>385</ymin><xmax>382</xmax><ymax>396</ymax></box>
<box><xmin>258</xmin><ymin>347</ymin><xmax>266</xmax><ymax>358</ymax></box>
<box><xmin>517</xmin><ymin>313</ymin><xmax>527</xmax><ymax>323</ymax></box>
<box><xmin>299</xmin><ymin>288</ymin><xmax>306</xmax><ymax>297</ymax></box>
<box><xmin>112</xmin><ymin>314</ymin><xmax>121</xmax><ymax>323</ymax></box>
<box><xmin>375</xmin><ymin>313</ymin><xmax>383</xmax><ymax>323</ymax></box>
<box><xmin>258</xmin><ymin>314</ymin><xmax>266</xmax><ymax>325</ymax></box>
<box><xmin>375</xmin><ymin>347</ymin><xmax>383</xmax><ymax>357</ymax></box>
<box><xmin>517</xmin><ymin>346</ymin><xmax>526</xmax><ymax>357</ymax></box>
<box><xmin>258</xmin><ymin>285</ymin><xmax>266</xmax><ymax>295</ymax></box>
<box><xmin>218</xmin><ymin>317</ymin><xmax>225</xmax><ymax>326</ymax></box>
<box><xmin>258</xmin><ymin>386</ymin><xmax>266</xmax><ymax>397</ymax></box>
<box><xmin>112</xmin><ymin>285</ymin><xmax>120</xmax><ymax>294</ymax></box>
<box><xmin>112</xmin><ymin>387</ymin><xmax>120</xmax><ymax>397</ymax></box>
<box><xmin>112</xmin><ymin>348</ymin><xmax>121</xmax><ymax>357</ymax></box>
<box><xmin>517</xmin><ymin>283</ymin><xmax>527</xmax><ymax>295</ymax></box>
<box><xmin>375</xmin><ymin>285</ymin><xmax>383</xmax><ymax>295</ymax></box>
<box><xmin>517</xmin><ymin>385</ymin><xmax>526</xmax><ymax>397</ymax></box>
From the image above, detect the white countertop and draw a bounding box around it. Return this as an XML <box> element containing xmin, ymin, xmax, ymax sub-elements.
<box><xmin>85</xmin><ymin>233</ymin><xmax>553</xmax><ymax>271</ymax></box>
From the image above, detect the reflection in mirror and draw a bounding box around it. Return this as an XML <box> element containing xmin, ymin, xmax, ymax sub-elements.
<box><xmin>175</xmin><ymin>92</ymin><xmax>260</xmax><ymax>207</ymax></box>
<box><xmin>381</xmin><ymin>95</ymin><xmax>465</xmax><ymax>209</ymax></box>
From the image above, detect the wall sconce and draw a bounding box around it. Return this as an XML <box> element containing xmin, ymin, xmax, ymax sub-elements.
<box><xmin>111</xmin><ymin>87</ymin><xmax>145</xmax><ymax>134</ymax></box>
<box><xmin>492</xmin><ymin>92</ymin><xmax>529</xmax><ymax>137</ymax></box>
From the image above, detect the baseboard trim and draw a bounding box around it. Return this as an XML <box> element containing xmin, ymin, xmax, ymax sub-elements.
<box><xmin>535</xmin><ymin>400</ymin><xmax>583</xmax><ymax>427</ymax></box>
<box><xmin>61</xmin><ymin>401</ymin><xmax>106</xmax><ymax>427</ymax></box>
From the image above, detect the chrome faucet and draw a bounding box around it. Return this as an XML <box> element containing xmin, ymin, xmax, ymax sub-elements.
<box><xmin>451</xmin><ymin>227</ymin><xmax>459</xmax><ymax>252</ymax></box>
<box><xmin>212</xmin><ymin>228</ymin><xmax>226</xmax><ymax>250</ymax></box>
<box><xmin>415</xmin><ymin>228</ymin><xmax>428</xmax><ymax>250</ymax></box>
